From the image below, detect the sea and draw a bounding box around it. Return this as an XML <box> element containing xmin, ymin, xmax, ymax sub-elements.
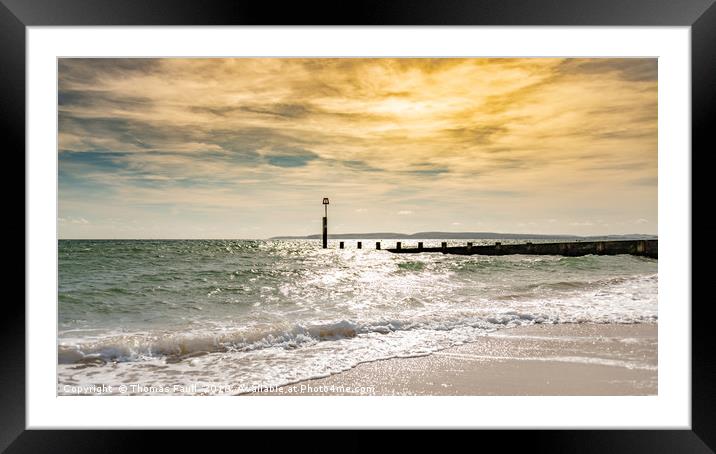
<box><xmin>57</xmin><ymin>239</ymin><xmax>658</xmax><ymax>395</ymax></box>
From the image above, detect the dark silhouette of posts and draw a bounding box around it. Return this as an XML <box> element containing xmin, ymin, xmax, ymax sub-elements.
<box><xmin>322</xmin><ymin>198</ymin><xmax>329</xmax><ymax>249</ymax></box>
<box><xmin>357</xmin><ymin>241</ymin><xmax>362</xmax><ymax>249</ymax></box>
<box><xmin>376</xmin><ymin>242</ymin><xmax>381</xmax><ymax>250</ymax></box>
<box><xmin>322</xmin><ymin>217</ymin><xmax>327</xmax><ymax>248</ymax></box>
<box><xmin>637</xmin><ymin>240</ymin><xmax>646</xmax><ymax>253</ymax></box>
<box><xmin>339</xmin><ymin>241</ymin><xmax>344</xmax><ymax>249</ymax></box>
<box><xmin>396</xmin><ymin>241</ymin><xmax>402</xmax><ymax>250</ymax></box>
<box><xmin>385</xmin><ymin>239</ymin><xmax>657</xmax><ymax>259</ymax></box>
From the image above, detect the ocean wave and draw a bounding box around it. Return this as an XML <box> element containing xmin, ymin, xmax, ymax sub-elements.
<box><xmin>58</xmin><ymin>320</ymin><xmax>362</xmax><ymax>364</ymax></box>
<box><xmin>57</xmin><ymin>308</ymin><xmax>657</xmax><ymax>365</ymax></box>
<box><xmin>397</xmin><ymin>261</ymin><xmax>426</xmax><ymax>271</ymax></box>
<box><xmin>517</xmin><ymin>273</ymin><xmax>658</xmax><ymax>293</ymax></box>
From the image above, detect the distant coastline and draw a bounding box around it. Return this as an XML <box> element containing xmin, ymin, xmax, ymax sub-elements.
<box><xmin>270</xmin><ymin>232</ymin><xmax>658</xmax><ymax>241</ymax></box>
<box><xmin>57</xmin><ymin>233</ymin><xmax>658</xmax><ymax>241</ymax></box>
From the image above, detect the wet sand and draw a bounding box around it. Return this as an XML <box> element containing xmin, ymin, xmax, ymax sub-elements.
<box><xmin>250</xmin><ymin>323</ymin><xmax>657</xmax><ymax>396</ymax></box>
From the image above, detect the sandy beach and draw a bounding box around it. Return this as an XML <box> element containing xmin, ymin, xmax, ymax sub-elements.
<box><xmin>250</xmin><ymin>323</ymin><xmax>657</xmax><ymax>396</ymax></box>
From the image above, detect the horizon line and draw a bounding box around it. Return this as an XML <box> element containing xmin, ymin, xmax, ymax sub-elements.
<box><xmin>58</xmin><ymin>231</ymin><xmax>658</xmax><ymax>241</ymax></box>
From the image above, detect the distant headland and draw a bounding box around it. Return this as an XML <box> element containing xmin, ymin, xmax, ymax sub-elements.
<box><xmin>270</xmin><ymin>232</ymin><xmax>657</xmax><ymax>240</ymax></box>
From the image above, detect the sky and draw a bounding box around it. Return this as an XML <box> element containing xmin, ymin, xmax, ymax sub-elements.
<box><xmin>58</xmin><ymin>58</ymin><xmax>657</xmax><ymax>239</ymax></box>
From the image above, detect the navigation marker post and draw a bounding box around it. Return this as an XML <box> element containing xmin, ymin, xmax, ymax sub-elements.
<box><xmin>322</xmin><ymin>198</ymin><xmax>329</xmax><ymax>249</ymax></box>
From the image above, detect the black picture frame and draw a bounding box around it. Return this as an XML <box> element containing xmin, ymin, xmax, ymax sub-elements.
<box><xmin>5</xmin><ymin>0</ymin><xmax>711</xmax><ymax>450</ymax></box>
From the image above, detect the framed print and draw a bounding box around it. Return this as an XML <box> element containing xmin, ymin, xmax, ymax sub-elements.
<box><xmin>6</xmin><ymin>0</ymin><xmax>713</xmax><ymax>450</ymax></box>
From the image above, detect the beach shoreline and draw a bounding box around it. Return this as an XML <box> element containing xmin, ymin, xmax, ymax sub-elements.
<box><xmin>248</xmin><ymin>323</ymin><xmax>657</xmax><ymax>396</ymax></box>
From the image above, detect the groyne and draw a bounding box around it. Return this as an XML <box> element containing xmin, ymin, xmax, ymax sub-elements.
<box><xmin>384</xmin><ymin>239</ymin><xmax>657</xmax><ymax>259</ymax></box>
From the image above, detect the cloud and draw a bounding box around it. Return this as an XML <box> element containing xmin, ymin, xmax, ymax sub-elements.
<box><xmin>404</xmin><ymin>163</ymin><xmax>450</xmax><ymax>177</ymax></box>
<box><xmin>630</xmin><ymin>176</ymin><xmax>658</xmax><ymax>186</ymax></box>
<box><xmin>557</xmin><ymin>58</ymin><xmax>658</xmax><ymax>82</ymax></box>
<box><xmin>397</xmin><ymin>210</ymin><xmax>413</xmax><ymax>215</ymax></box>
<box><xmin>239</xmin><ymin>103</ymin><xmax>313</xmax><ymax>119</ymax></box>
<box><xmin>341</xmin><ymin>160</ymin><xmax>384</xmax><ymax>173</ymax></box>
<box><xmin>264</xmin><ymin>147</ymin><xmax>319</xmax><ymax>168</ymax></box>
<box><xmin>441</xmin><ymin>125</ymin><xmax>508</xmax><ymax>145</ymax></box>
<box><xmin>57</xmin><ymin>58</ymin><xmax>657</xmax><ymax>238</ymax></box>
<box><xmin>59</xmin><ymin>217</ymin><xmax>90</xmax><ymax>225</ymax></box>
